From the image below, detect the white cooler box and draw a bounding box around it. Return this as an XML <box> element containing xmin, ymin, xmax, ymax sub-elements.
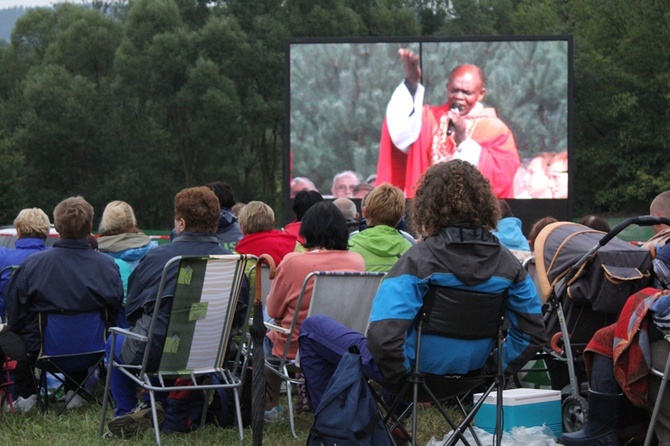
<box><xmin>473</xmin><ymin>388</ymin><xmax>562</xmax><ymax>438</ymax></box>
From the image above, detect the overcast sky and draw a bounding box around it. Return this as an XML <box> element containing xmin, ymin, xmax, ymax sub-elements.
<box><xmin>5</xmin><ymin>0</ymin><xmax>76</xmax><ymax>7</ymax></box>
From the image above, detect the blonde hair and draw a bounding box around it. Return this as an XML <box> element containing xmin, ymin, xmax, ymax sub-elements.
<box><xmin>14</xmin><ymin>208</ymin><xmax>50</xmax><ymax>239</ymax></box>
<box><xmin>364</xmin><ymin>183</ymin><xmax>406</xmax><ymax>227</ymax></box>
<box><xmin>238</xmin><ymin>201</ymin><xmax>274</xmax><ymax>234</ymax></box>
<box><xmin>99</xmin><ymin>200</ymin><xmax>138</xmax><ymax>235</ymax></box>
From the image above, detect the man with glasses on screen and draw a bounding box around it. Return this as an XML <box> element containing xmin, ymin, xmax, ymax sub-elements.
<box><xmin>377</xmin><ymin>48</ymin><xmax>521</xmax><ymax>199</ymax></box>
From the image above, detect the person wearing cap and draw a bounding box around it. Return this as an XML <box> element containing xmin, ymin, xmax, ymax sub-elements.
<box><xmin>377</xmin><ymin>49</ymin><xmax>520</xmax><ymax>199</ymax></box>
<box><xmin>97</xmin><ymin>200</ymin><xmax>157</xmax><ymax>328</ymax></box>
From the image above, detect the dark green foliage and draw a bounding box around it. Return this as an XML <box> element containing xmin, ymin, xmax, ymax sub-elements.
<box><xmin>0</xmin><ymin>0</ymin><xmax>668</xmax><ymax>229</ymax></box>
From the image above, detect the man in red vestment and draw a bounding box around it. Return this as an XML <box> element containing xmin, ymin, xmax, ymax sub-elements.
<box><xmin>377</xmin><ymin>49</ymin><xmax>520</xmax><ymax>199</ymax></box>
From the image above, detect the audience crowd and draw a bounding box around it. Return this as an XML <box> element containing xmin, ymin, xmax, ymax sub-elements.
<box><xmin>0</xmin><ymin>168</ymin><xmax>668</xmax><ymax>444</ymax></box>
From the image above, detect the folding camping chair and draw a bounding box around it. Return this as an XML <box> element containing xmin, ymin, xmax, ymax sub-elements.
<box><xmin>35</xmin><ymin>310</ymin><xmax>108</xmax><ymax>414</ymax></box>
<box><xmin>0</xmin><ymin>357</ymin><xmax>17</xmax><ymax>413</ymax></box>
<box><xmin>376</xmin><ymin>285</ymin><xmax>507</xmax><ymax>446</ymax></box>
<box><xmin>645</xmin><ymin>334</ymin><xmax>670</xmax><ymax>446</ymax></box>
<box><xmin>264</xmin><ymin>271</ymin><xmax>386</xmax><ymax>438</ymax></box>
<box><xmin>99</xmin><ymin>254</ymin><xmax>252</xmax><ymax>445</ymax></box>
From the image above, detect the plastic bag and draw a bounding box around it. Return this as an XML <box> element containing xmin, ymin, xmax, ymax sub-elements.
<box><xmin>426</xmin><ymin>424</ymin><xmax>559</xmax><ymax>446</ymax></box>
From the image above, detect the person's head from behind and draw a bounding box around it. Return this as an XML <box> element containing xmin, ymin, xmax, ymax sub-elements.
<box><xmin>98</xmin><ymin>200</ymin><xmax>140</xmax><ymax>236</ymax></box>
<box><xmin>497</xmin><ymin>199</ymin><xmax>514</xmax><ymax>220</ymax></box>
<box><xmin>300</xmin><ymin>201</ymin><xmax>349</xmax><ymax>251</ymax></box>
<box><xmin>290</xmin><ymin>177</ymin><xmax>317</xmax><ymax>198</ymax></box>
<box><xmin>579</xmin><ymin>215</ymin><xmax>610</xmax><ymax>232</ymax></box>
<box><xmin>332</xmin><ymin>198</ymin><xmax>358</xmax><ymax>222</ymax></box>
<box><xmin>238</xmin><ymin>201</ymin><xmax>274</xmax><ymax>235</ymax></box>
<box><xmin>292</xmin><ymin>190</ymin><xmax>323</xmax><ymax>222</ymax></box>
<box><xmin>331</xmin><ymin>170</ymin><xmax>360</xmax><ymax>198</ymax></box>
<box><xmin>650</xmin><ymin>190</ymin><xmax>670</xmax><ymax>234</ymax></box>
<box><xmin>53</xmin><ymin>196</ymin><xmax>94</xmax><ymax>239</ymax></box>
<box><xmin>353</xmin><ymin>183</ymin><xmax>374</xmax><ymax>199</ymax></box>
<box><xmin>364</xmin><ymin>183</ymin><xmax>406</xmax><ymax>228</ymax></box>
<box><xmin>206</xmin><ymin>181</ymin><xmax>235</xmax><ymax>210</ymax></box>
<box><xmin>446</xmin><ymin>64</ymin><xmax>486</xmax><ymax>116</ymax></box>
<box><xmin>548</xmin><ymin>151</ymin><xmax>568</xmax><ymax>199</ymax></box>
<box><xmin>173</xmin><ymin>186</ymin><xmax>220</xmax><ymax>235</ymax></box>
<box><xmin>14</xmin><ymin>208</ymin><xmax>50</xmax><ymax>240</ymax></box>
<box><xmin>523</xmin><ymin>152</ymin><xmax>555</xmax><ymax>198</ymax></box>
<box><xmin>411</xmin><ymin>160</ymin><xmax>499</xmax><ymax>238</ymax></box>
<box><xmin>528</xmin><ymin>216</ymin><xmax>558</xmax><ymax>251</ymax></box>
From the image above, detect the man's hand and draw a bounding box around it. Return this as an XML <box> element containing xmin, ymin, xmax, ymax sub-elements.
<box><xmin>399</xmin><ymin>48</ymin><xmax>421</xmax><ymax>89</ymax></box>
<box><xmin>448</xmin><ymin>108</ymin><xmax>468</xmax><ymax>144</ymax></box>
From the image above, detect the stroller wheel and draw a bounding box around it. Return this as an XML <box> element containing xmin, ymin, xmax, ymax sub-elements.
<box><xmin>562</xmin><ymin>394</ymin><xmax>588</xmax><ymax>433</ymax></box>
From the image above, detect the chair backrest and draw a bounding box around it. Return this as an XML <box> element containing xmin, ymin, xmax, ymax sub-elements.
<box><xmin>149</xmin><ymin>254</ymin><xmax>251</xmax><ymax>377</ymax></box>
<box><xmin>39</xmin><ymin>311</ymin><xmax>107</xmax><ymax>357</ymax></box>
<box><xmin>38</xmin><ymin>311</ymin><xmax>107</xmax><ymax>373</ymax></box>
<box><xmin>420</xmin><ymin>285</ymin><xmax>507</xmax><ymax>340</ymax></box>
<box><xmin>306</xmin><ymin>271</ymin><xmax>386</xmax><ymax>335</ymax></box>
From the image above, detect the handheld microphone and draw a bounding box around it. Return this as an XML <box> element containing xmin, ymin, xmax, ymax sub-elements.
<box><xmin>447</xmin><ymin>104</ymin><xmax>462</xmax><ymax>136</ymax></box>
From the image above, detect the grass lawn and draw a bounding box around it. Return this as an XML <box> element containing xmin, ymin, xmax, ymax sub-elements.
<box><xmin>0</xmin><ymin>394</ymin><xmax>454</xmax><ymax>445</ymax></box>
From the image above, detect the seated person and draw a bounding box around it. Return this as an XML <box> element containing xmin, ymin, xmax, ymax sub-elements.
<box><xmin>642</xmin><ymin>190</ymin><xmax>670</xmax><ymax>250</ymax></box>
<box><xmin>0</xmin><ymin>208</ymin><xmax>51</xmax><ymax>321</ymax></box>
<box><xmin>298</xmin><ymin>160</ymin><xmax>546</xmax><ymax>413</ymax></box>
<box><xmin>578</xmin><ymin>214</ymin><xmax>611</xmax><ymax>232</ymax></box>
<box><xmin>528</xmin><ymin>215</ymin><xmax>558</xmax><ymax>253</ymax></box>
<box><xmin>283</xmin><ymin>190</ymin><xmax>323</xmax><ymax>246</ymax></box>
<box><xmin>264</xmin><ymin>201</ymin><xmax>365</xmax><ymax>420</ymax></box>
<box><xmin>206</xmin><ymin>181</ymin><xmax>243</xmax><ymax>252</ymax></box>
<box><xmin>97</xmin><ymin>200</ymin><xmax>157</xmax><ymax>328</ymax></box>
<box><xmin>234</xmin><ymin>200</ymin><xmax>299</xmax><ymax>266</ymax></box>
<box><xmin>560</xmin><ymin>243</ymin><xmax>670</xmax><ymax>446</ymax></box>
<box><xmin>332</xmin><ymin>197</ymin><xmax>360</xmax><ymax>234</ymax></box>
<box><xmin>348</xmin><ymin>183</ymin><xmax>413</xmax><ymax>272</ymax></box>
<box><xmin>106</xmin><ymin>187</ymin><xmax>249</xmax><ymax>437</ymax></box>
<box><xmin>5</xmin><ymin>196</ymin><xmax>123</xmax><ymax>412</ymax></box>
<box><xmin>491</xmin><ymin>199</ymin><xmax>531</xmax><ymax>262</ymax></box>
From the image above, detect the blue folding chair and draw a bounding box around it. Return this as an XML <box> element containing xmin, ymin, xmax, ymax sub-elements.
<box><xmin>35</xmin><ymin>310</ymin><xmax>107</xmax><ymax>413</ymax></box>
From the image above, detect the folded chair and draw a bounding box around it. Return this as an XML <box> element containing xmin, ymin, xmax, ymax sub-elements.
<box><xmin>35</xmin><ymin>310</ymin><xmax>108</xmax><ymax>414</ymax></box>
<box><xmin>99</xmin><ymin>254</ymin><xmax>252</xmax><ymax>446</ymax></box>
<box><xmin>265</xmin><ymin>271</ymin><xmax>386</xmax><ymax>438</ymax></box>
<box><xmin>376</xmin><ymin>286</ymin><xmax>507</xmax><ymax>446</ymax></box>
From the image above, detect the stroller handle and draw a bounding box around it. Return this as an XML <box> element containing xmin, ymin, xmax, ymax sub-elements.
<box><xmin>598</xmin><ymin>216</ymin><xmax>670</xmax><ymax>246</ymax></box>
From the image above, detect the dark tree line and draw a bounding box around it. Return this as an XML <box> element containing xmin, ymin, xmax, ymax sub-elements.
<box><xmin>0</xmin><ymin>0</ymin><xmax>668</xmax><ymax>229</ymax></box>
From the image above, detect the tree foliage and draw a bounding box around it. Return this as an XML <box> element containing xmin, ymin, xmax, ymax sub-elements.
<box><xmin>0</xmin><ymin>0</ymin><xmax>668</xmax><ymax>230</ymax></box>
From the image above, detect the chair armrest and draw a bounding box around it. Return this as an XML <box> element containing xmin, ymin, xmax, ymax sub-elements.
<box><xmin>264</xmin><ymin>322</ymin><xmax>290</xmax><ymax>335</ymax></box>
<box><xmin>109</xmin><ymin>327</ymin><xmax>148</xmax><ymax>343</ymax></box>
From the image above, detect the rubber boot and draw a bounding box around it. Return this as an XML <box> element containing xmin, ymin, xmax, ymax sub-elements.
<box><xmin>560</xmin><ymin>390</ymin><xmax>621</xmax><ymax>446</ymax></box>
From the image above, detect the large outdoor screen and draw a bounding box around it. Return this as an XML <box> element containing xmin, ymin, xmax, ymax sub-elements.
<box><xmin>285</xmin><ymin>37</ymin><xmax>572</xmax><ymax>229</ymax></box>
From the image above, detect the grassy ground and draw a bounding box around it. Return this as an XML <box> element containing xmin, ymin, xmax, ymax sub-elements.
<box><xmin>0</xmin><ymin>395</ymin><xmax>453</xmax><ymax>445</ymax></box>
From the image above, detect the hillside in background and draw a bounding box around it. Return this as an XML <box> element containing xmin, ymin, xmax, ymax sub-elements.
<box><xmin>0</xmin><ymin>7</ymin><xmax>28</xmax><ymax>43</ymax></box>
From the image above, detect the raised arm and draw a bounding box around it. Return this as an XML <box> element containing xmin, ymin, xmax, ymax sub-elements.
<box><xmin>385</xmin><ymin>49</ymin><xmax>425</xmax><ymax>152</ymax></box>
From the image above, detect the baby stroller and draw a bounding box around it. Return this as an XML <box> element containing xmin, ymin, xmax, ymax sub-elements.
<box><xmin>528</xmin><ymin>216</ymin><xmax>670</xmax><ymax>433</ymax></box>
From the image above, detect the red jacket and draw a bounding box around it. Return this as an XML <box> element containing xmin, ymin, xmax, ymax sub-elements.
<box><xmin>234</xmin><ymin>229</ymin><xmax>298</xmax><ymax>266</ymax></box>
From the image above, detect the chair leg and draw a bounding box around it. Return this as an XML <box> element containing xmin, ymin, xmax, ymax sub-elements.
<box><xmin>286</xmin><ymin>380</ymin><xmax>298</xmax><ymax>439</ymax></box>
<box><xmin>148</xmin><ymin>390</ymin><xmax>162</xmax><ymax>446</ymax></box>
<box><xmin>99</xmin><ymin>333</ymin><xmax>116</xmax><ymax>437</ymax></box>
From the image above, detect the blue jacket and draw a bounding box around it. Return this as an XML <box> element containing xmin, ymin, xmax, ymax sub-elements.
<box><xmin>0</xmin><ymin>238</ymin><xmax>48</xmax><ymax>320</ymax></box>
<box><xmin>366</xmin><ymin>225</ymin><xmax>546</xmax><ymax>382</ymax></box>
<box><xmin>491</xmin><ymin>217</ymin><xmax>531</xmax><ymax>252</ymax></box>
<box><xmin>5</xmin><ymin>238</ymin><xmax>123</xmax><ymax>353</ymax></box>
<box><xmin>215</xmin><ymin>209</ymin><xmax>243</xmax><ymax>252</ymax></box>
